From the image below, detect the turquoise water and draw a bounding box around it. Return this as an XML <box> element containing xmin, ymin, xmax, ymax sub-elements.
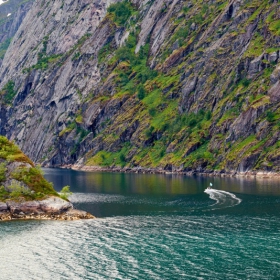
<box><xmin>1</xmin><ymin>169</ymin><xmax>280</xmax><ymax>279</ymax></box>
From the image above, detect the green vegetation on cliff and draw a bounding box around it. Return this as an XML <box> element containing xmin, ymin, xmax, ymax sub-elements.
<box><xmin>0</xmin><ymin>80</ymin><xmax>16</xmax><ymax>104</ymax></box>
<box><xmin>107</xmin><ymin>0</ymin><xmax>135</xmax><ymax>26</ymax></box>
<box><xmin>0</xmin><ymin>0</ymin><xmax>34</xmax><ymax>60</ymax></box>
<box><xmin>0</xmin><ymin>136</ymin><xmax>58</xmax><ymax>201</ymax></box>
<box><xmin>82</xmin><ymin>0</ymin><xmax>280</xmax><ymax>172</ymax></box>
<box><xmin>1</xmin><ymin>0</ymin><xmax>280</xmax><ymax>174</ymax></box>
<box><xmin>0</xmin><ymin>38</ymin><xmax>12</xmax><ymax>59</ymax></box>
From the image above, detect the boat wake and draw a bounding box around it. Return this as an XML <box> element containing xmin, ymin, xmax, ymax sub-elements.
<box><xmin>204</xmin><ymin>188</ymin><xmax>242</xmax><ymax>210</ymax></box>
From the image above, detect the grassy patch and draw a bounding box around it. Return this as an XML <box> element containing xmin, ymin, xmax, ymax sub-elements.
<box><xmin>0</xmin><ymin>80</ymin><xmax>17</xmax><ymax>105</ymax></box>
<box><xmin>184</xmin><ymin>142</ymin><xmax>214</xmax><ymax>167</ymax></box>
<box><xmin>226</xmin><ymin>135</ymin><xmax>257</xmax><ymax>162</ymax></box>
<box><xmin>0</xmin><ymin>37</ymin><xmax>12</xmax><ymax>59</ymax></box>
<box><xmin>266</xmin><ymin>10</ymin><xmax>280</xmax><ymax>36</ymax></box>
<box><xmin>108</xmin><ymin>0</ymin><xmax>136</xmax><ymax>26</ymax></box>
<box><xmin>0</xmin><ymin>136</ymin><xmax>34</xmax><ymax>165</ymax></box>
<box><xmin>244</xmin><ymin>32</ymin><xmax>265</xmax><ymax>57</ymax></box>
<box><xmin>0</xmin><ymin>136</ymin><xmax>59</xmax><ymax>201</ymax></box>
<box><xmin>86</xmin><ymin>144</ymin><xmax>131</xmax><ymax>167</ymax></box>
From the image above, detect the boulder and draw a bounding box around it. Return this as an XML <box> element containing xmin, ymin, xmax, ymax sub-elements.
<box><xmin>248</xmin><ymin>55</ymin><xmax>263</xmax><ymax>77</ymax></box>
<box><xmin>268</xmin><ymin>51</ymin><xmax>278</xmax><ymax>63</ymax></box>
<box><xmin>270</xmin><ymin>65</ymin><xmax>280</xmax><ymax>85</ymax></box>
<box><xmin>39</xmin><ymin>197</ymin><xmax>73</xmax><ymax>214</ymax></box>
<box><xmin>1</xmin><ymin>196</ymin><xmax>94</xmax><ymax>221</ymax></box>
<box><xmin>63</xmin><ymin>209</ymin><xmax>95</xmax><ymax>220</ymax></box>
<box><xmin>268</xmin><ymin>81</ymin><xmax>280</xmax><ymax>103</ymax></box>
<box><xmin>0</xmin><ymin>202</ymin><xmax>8</xmax><ymax>212</ymax></box>
<box><xmin>7</xmin><ymin>200</ymin><xmax>42</xmax><ymax>215</ymax></box>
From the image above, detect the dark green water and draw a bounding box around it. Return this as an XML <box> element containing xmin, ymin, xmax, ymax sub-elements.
<box><xmin>1</xmin><ymin>168</ymin><xmax>280</xmax><ymax>279</ymax></box>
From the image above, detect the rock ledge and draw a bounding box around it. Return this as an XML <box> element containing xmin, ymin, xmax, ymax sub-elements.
<box><xmin>0</xmin><ymin>196</ymin><xmax>95</xmax><ymax>221</ymax></box>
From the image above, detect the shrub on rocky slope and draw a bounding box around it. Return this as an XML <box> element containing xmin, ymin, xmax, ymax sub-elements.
<box><xmin>0</xmin><ymin>136</ymin><xmax>94</xmax><ymax>220</ymax></box>
<box><xmin>0</xmin><ymin>135</ymin><xmax>57</xmax><ymax>201</ymax></box>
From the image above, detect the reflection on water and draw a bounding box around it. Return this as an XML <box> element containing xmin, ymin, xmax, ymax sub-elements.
<box><xmin>1</xmin><ymin>169</ymin><xmax>280</xmax><ymax>279</ymax></box>
<box><xmin>44</xmin><ymin>168</ymin><xmax>205</xmax><ymax>195</ymax></box>
<box><xmin>43</xmin><ymin>168</ymin><xmax>280</xmax><ymax>196</ymax></box>
<box><xmin>42</xmin><ymin>168</ymin><xmax>280</xmax><ymax>218</ymax></box>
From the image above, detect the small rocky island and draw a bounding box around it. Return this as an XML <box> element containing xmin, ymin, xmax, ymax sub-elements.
<box><xmin>0</xmin><ymin>136</ymin><xmax>94</xmax><ymax>221</ymax></box>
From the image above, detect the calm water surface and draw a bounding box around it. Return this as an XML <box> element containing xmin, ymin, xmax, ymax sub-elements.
<box><xmin>1</xmin><ymin>168</ymin><xmax>280</xmax><ymax>279</ymax></box>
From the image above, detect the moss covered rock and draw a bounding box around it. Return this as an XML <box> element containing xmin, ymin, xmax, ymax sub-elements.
<box><xmin>0</xmin><ymin>136</ymin><xmax>94</xmax><ymax>220</ymax></box>
<box><xmin>0</xmin><ymin>135</ymin><xmax>57</xmax><ymax>201</ymax></box>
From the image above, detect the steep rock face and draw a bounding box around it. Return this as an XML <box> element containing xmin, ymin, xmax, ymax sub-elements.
<box><xmin>0</xmin><ymin>0</ymin><xmax>117</xmax><ymax>164</ymax></box>
<box><xmin>0</xmin><ymin>0</ymin><xmax>33</xmax><ymax>64</ymax></box>
<box><xmin>0</xmin><ymin>0</ymin><xmax>280</xmax><ymax>173</ymax></box>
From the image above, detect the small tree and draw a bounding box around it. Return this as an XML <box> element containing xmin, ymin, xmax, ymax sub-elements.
<box><xmin>0</xmin><ymin>185</ymin><xmax>9</xmax><ymax>200</ymax></box>
<box><xmin>0</xmin><ymin>162</ymin><xmax>6</xmax><ymax>182</ymax></box>
<box><xmin>8</xmin><ymin>180</ymin><xmax>32</xmax><ymax>198</ymax></box>
<box><xmin>266</xmin><ymin>111</ymin><xmax>275</xmax><ymax>122</ymax></box>
<box><xmin>137</xmin><ymin>85</ymin><xmax>145</xmax><ymax>100</ymax></box>
<box><xmin>60</xmin><ymin>185</ymin><xmax>72</xmax><ymax>200</ymax></box>
<box><xmin>120</xmin><ymin>153</ymin><xmax>126</xmax><ymax>163</ymax></box>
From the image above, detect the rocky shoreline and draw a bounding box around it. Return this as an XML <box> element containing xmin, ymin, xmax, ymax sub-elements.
<box><xmin>0</xmin><ymin>136</ymin><xmax>95</xmax><ymax>222</ymax></box>
<box><xmin>0</xmin><ymin>196</ymin><xmax>95</xmax><ymax>222</ymax></box>
<box><xmin>63</xmin><ymin>164</ymin><xmax>280</xmax><ymax>179</ymax></box>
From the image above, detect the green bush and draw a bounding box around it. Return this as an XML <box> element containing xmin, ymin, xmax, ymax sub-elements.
<box><xmin>0</xmin><ymin>185</ymin><xmax>9</xmax><ymax>201</ymax></box>
<box><xmin>241</xmin><ymin>78</ymin><xmax>251</xmax><ymax>87</ymax></box>
<box><xmin>0</xmin><ymin>163</ymin><xmax>6</xmax><ymax>182</ymax></box>
<box><xmin>1</xmin><ymin>80</ymin><xmax>16</xmax><ymax>104</ymax></box>
<box><xmin>72</xmin><ymin>52</ymin><xmax>81</xmax><ymax>61</ymax></box>
<box><xmin>137</xmin><ymin>85</ymin><xmax>145</xmax><ymax>100</ymax></box>
<box><xmin>7</xmin><ymin>180</ymin><xmax>33</xmax><ymax>198</ymax></box>
<box><xmin>135</xmin><ymin>69</ymin><xmax>158</xmax><ymax>83</ymax></box>
<box><xmin>149</xmin><ymin>108</ymin><xmax>156</xmax><ymax>117</ymax></box>
<box><xmin>108</xmin><ymin>0</ymin><xmax>134</xmax><ymax>25</ymax></box>
<box><xmin>188</xmin><ymin>118</ymin><xmax>197</xmax><ymax>127</ymax></box>
<box><xmin>205</xmin><ymin>110</ymin><xmax>212</xmax><ymax>120</ymax></box>
<box><xmin>116</xmin><ymin>46</ymin><xmax>133</xmax><ymax>62</ymax></box>
<box><xmin>11</xmin><ymin>166</ymin><xmax>57</xmax><ymax>196</ymax></box>
<box><xmin>60</xmin><ymin>185</ymin><xmax>72</xmax><ymax>200</ymax></box>
<box><xmin>119</xmin><ymin>153</ymin><xmax>126</xmax><ymax>163</ymax></box>
<box><xmin>76</xmin><ymin>126</ymin><xmax>89</xmax><ymax>141</ymax></box>
<box><xmin>266</xmin><ymin>111</ymin><xmax>275</xmax><ymax>122</ymax></box>
<box><xmin>0</xmin><ymin>136</ymin><xmax>33</xmax><ymax>165</ymax></box>
<box><xmin>119</xmin><ymin>72</ymin><xmax>130</xmax><ymax>86</ymax></box>
<box><xmin>145</xmin><ymin>126</ymin><xmax>154</xmax><ymax>138</ymax></box>
<box><xmin>139</xmin><ymin>44</ymin><xmax>150</xmax><ymax>59</ymax></box>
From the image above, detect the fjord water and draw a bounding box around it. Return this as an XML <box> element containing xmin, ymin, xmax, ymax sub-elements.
<box><xmin>1</xmin><ymin>169</ymin><xmax>280</xmax><ymax>279</ymax></box>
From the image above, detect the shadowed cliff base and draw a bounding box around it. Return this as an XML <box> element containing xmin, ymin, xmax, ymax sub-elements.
<box><xmin>64</xmin><ymin>164</ymin><xmax>280</xmax><ymax>179</ymax></box>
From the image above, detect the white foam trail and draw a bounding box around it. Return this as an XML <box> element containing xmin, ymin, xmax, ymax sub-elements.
<box><xmin>69</xmin><ymin>193</ymin><xmax>126</xmax><ymax>204</ymax></box>
<box><xmin>204</xmin><ymin>188</ymin><xmax>242</xmax><ymax>209</ymax></box>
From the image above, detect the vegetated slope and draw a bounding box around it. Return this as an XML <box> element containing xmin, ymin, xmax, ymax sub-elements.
<box><xmin>0</xmin><ymin>135</ymin><xmax>94</xmax><ymax>221</ymax></box>
<box><xmin>0</xmin><ymin>135</ymin><xmax>57</xmax><ymax>202</ymax></box>
<box><xmin>0</xmin><ymin>0</ymin><xmax>280</xmax><ymax>174</ymax></box>
<box><xmin>0</xmin><ymin>0</ymin><xmax>33</xmax><ymax>64</ymax></box>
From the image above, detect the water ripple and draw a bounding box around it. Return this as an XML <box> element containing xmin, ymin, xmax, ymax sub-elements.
<box><xmin>0</xmin><ymin>192</ymin><xmax>280</xmax><ymax>279</ymax></box>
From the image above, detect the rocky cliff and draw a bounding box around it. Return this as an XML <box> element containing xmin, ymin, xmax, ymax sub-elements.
<box><xmin>0</xmin><ymin>0</ymin><xmax>33</xmax><ymax>64</ymax></box>
<box><xmin>0</xmin><ymin>135</ymin><xmax>94</xmax><ymax>220</ymax></box>
<box><xmin>0</xmin><ymin>0</ymin><xmax>280</xmax><ymax>174</ymax></box>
